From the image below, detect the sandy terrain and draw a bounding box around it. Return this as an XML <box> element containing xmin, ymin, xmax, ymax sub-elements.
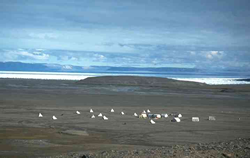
<box><xmin>0</xmin><ymin>77</ymin><xmax>250</xmax><ymax>157</ymax></box>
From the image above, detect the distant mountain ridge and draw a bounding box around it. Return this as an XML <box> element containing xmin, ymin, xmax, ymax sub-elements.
<box><xmin>0</xmin><ymin>62</ymin><xmax>200</xmax><ymax>73</ymax></box>
<box><xmin>0</xmin><ymin>62</ymin><xmax>49</xmax><ymax>71</ymax></box>
<box><xmin>0</xmin><ymin>62</ymin><xmax>104</xmax><ymax>72</ymax></box>
<box><xmin>107</xmin><ymin>67</ymin><xmax>199</xmax><ymax>72</ymax></box>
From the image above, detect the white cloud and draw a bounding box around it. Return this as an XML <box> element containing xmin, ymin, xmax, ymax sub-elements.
<box><xmin>93</xmin><ymin>54</ymin><xmax>106</xmax><ymax>61</ymax></box>
<box><xmin>205</xmin><ymin>51</ymin><xmax>223</xmax><ymax>59</ymax></box>
<box><xmin>189</xmin><ymin>51</ymin><xmax>196</xmax><ymax>55</ymax></box>
<box><xmin>3</xmin><ymin>50</ymin><xmax>50</xmax><ymax>60</ymax></box>
<box><xmin>70</xmin><ymin>57</ymin><xmax>78</xmax><ymax>61</ymax></box>
<box><xmin>19</xmin><ymin>51</ymin><xmax>50</xmax><ymax>60</ymax></box>
<box><xmin>58</xmin><ymin>56</ymin><xmax>79</xmax><ymax>61</ymax></box>
<box><xmin>206</xmin><ymin>54</ymin><xmax>213</xmax><ymax>59</ymax></box>
<box><xmin>62</xmin><ymin>65</ymin><xmax>72</xmax><ymax>70</ymax></box>
<box><xmin>82</xmin><ymin>66</ymin><xmax>93</xmax><ymax>70</ymax></box>
<box><xmin>152</xmin><ymin>58</ymin><xmax>159</xmax><ymax>64</ymax></box>
<box><xmin>35</xmin><ymin>48</ymin><xmax>46</xmax><ymax>51</ymax></box>
<box><xmin>59</xmin><ymin>56</ymin><xmax>69</xmax><ymax>61</ymax></box>
<box><xmin>28</xmin><ymin>33</ymin><xmax>58</xmax><ymax>39</ymax></box>
<box><xmin>211</xmin><ymin>51</ymin><xmax>218</xmax><ymax>55</ymax></box>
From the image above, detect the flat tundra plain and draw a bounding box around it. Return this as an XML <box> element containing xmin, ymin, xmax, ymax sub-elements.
<box><xmin>0</xmin><ymin>78</ymin><xmax>250</xmax><ymax>157</ymax></box>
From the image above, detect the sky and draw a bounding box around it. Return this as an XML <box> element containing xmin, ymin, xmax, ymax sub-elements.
<box><xmin>1</xmin><ymin>0</ymin><xmax>250</xmax><ymax>69</ymax></box>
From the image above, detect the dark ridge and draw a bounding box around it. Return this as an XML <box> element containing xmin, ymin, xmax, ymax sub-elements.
<box><xmin>235</xmin><ymin>78</ymin><xmax>250</xmax><ymax>82</ymax></box>
<box><xmin>76</xmin><ymin>76</ymin><xmax>206</xmax><ymax>87</ymax></box>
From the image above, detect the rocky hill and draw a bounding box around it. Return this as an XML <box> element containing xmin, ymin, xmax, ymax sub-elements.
<box><xmin>77</xmin><ymin>76</ymin><xmax>206</xmax><ymax>87</ymax></box>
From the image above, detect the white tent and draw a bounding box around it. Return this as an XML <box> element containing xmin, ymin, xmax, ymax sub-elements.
<box><xmin>153</xmin><ymin>114</ymin><xmax>161</xmax><ymax>119</ymax></box>
<box><xmin>52</xmin><ymin>116</ymin><xmax>57</xmax><ymax>120</ymax></box>
<box><xmin>121</xmin><ymin>111</ymin><xmax>125</xmax><ymax>115</ymax></box>
<box><xmin>192</xmin><ymin>117</ymin><xmax>199</xmax><ymax>122</ymax></box>
<box><xmin>111</xmin><ymin>109</ymin><xmax>115</xmax><ymax>112</ymax></box>
<box><xmin>209</xmin><ymin>116</ymin><xmax>216</xmax><ymax>121</ymax></box>
<box><xmin>139</xmin><ymin>113</ymin><xmax>147</xmax><ymax>118</ymax></box>
<box><xmin>161</xmin><ymin>114</ymin><xmax>168</xmax><ymax>118</ymax></box>
<box><xmin>91</xmin><ymin>115</ymin><xmax>95</xmax><ymax>118</ymax></box>
<box><xmin>177</xmin><ymin>114</ymin><xmax>182</xmax><ymax>118</ymax></box>
<box><xmin>103</xmin><ymin>116</ymin><xmax>108</xmax><ymax>120</ymax></box>
<box><xmin>98</xmin><ymin>113</ymin><xmax>103</xmax><ymax>117</ymax></box>
<box><xmin>171</xmin><ymin>117</ymin><xmax>181</xmax><ymax>122</ymax></box>
<box><xmin>38</xmin><ymin>113</ymin><xmax>43</xmax><ymax>118</ymax></box>
<box><xmin>90</xmin><ymin>109</ymin><xmax>94</xmax><ymax>113</ymax></box>
<box><xmin>150</xmin><ymin>119</ymin><xmax>156</xmax><ymax>124</ymax></box>
<box><xmin>134</xmin><ymin>113</ymin><xmax>138</xmax><ymax>117</ymax></box>
<box><xmin>76</xmin><ymin>111</ymin><xmax>81</xmax><ymax>114</ymax></box>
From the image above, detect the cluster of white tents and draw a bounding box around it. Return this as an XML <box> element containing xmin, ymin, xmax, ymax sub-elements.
<box><xmin>38</xmin><ymin>109</ymin><xmax>216</xmax><ymax>124</ymax></box>
<box><xmin>137</xmin><ymin>110</ymin><xmax>182</xmax><ymax>123</ymax></box>
<box><xmin>39</xmin><ymin>113</ymin><xmax>58</xmax><ymax>120</ymax></box>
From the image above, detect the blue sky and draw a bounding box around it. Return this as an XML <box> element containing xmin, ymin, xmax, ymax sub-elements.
<box><xmin>1</xmin><ymin>0</ymin><xmax>250</xmax><ymax>69</ymax></box>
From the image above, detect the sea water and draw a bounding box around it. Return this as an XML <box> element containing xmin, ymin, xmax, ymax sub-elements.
<box><xmin>0</xmin><ymin>71</ymin><xmax>249</xmax><ymax>85</ymax></box>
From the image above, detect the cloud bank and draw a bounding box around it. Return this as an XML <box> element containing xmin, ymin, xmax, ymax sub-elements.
<box><xmin>1</xmin><ymin>48</ymin><xmax>250</xmax><ymax>70</ymax></box>
<box><xmin>0</xmin><ymin>0</ymin><xmax>250</xmax><ymax>69</ymax></box>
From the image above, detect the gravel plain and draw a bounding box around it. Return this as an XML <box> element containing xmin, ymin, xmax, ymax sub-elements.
<box><xmin>0</xmin><ymin>77</ymin><xmax>250</xmax><ymax>158</ymax></box>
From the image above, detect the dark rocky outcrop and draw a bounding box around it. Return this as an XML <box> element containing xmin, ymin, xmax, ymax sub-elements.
<box><xmin>76</xmin><ymin>76</ymin><xmax>206</xmax><ymax>88</ymax></box>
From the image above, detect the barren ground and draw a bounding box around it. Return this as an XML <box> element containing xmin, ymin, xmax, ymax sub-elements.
<box><xmin>0</xmin><ymin>78</ymin><xmax>250</xmax><ymax>157</ymax></box>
